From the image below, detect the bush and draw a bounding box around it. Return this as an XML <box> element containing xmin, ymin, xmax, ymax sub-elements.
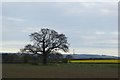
<box><xmin>62</xmin><ymin>58</ymin><xmax>68</xmax><ymax>63</ymax></box>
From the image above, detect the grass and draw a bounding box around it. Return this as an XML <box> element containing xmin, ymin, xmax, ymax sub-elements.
<box><xmin>2</xmin><ymin>63</ymin><xmax>119</xmax><ymax>78</ymax></box>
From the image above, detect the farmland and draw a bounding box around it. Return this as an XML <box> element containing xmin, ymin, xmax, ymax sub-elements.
<box><xmin>69</xmin><ymin>59</ymin><xmax>120</xmax><ymax>63</ymax></box>
<box><xmin>2</xmin><ymin>62</ymin><xmax>119</xmax><ymax>78</ymax></box>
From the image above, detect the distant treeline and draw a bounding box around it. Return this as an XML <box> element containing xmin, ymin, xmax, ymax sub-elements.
<box><xmin>2</xmin><ymin>53</ymin><xmax>119</xmax><ymax>64</ymax></box>
<box><xmin>2</xmin><ymin>53</ymin><xmax>68</xmax><ymax>64</ymax></box>
<box><xmin>71</xmin><ymin>58</ymin><xmax>119</xmax><ymax>60</ymax></box>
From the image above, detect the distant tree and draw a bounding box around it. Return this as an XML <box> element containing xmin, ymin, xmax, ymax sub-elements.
<box><xmin>2</xmin><ymin>53</ymin><xmax>23</xmax><ymax>63</ymax></box>
<box><xmin>49</xmin><ymin>51</ymin><xmax>63</xmax><ymax>63</ymax></box>
<box><xmin>21</xmin><ymin>28</ymin><xmax>69</xmax><ymax>64</ymax></box>
<box><xmin>66</xmin><ymin>55</ymin><xmax>73</xmax><ymax>63</ymax></box>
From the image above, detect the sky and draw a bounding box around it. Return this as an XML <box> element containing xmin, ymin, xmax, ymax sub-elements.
<box><xmin>1</xmin><ymin>1</ymin><xmax>119</xmax><ymax>56</ymax></box>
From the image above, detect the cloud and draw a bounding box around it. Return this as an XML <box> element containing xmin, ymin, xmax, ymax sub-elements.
<box><xmin>81</xmin><ymin>3</ymin><xmax>98</xmax><ymax>8</ymax></box>
<box><xmin>63</xmin><ymin>8</ymin><xmax>82</xmax><ymax>15</ymax></box>
<box><xmin>21</xmin><ymin>27</ymin><xmax>38</xmax><ymax>33</ymax></box>
<box><xmin>61</xmin><ymin>2</ymin><xmax>117</xmax><ymax>17</ymax></box>
<box><xmin>100</xmin><ymin>9</ymin><xmax>110</xmax><ymax>14</ymax></box>
<box><xmin>0</xmin><ymin>16</ymin><xmax>2</xmax><ymax>40</ymax></box>
<box><xmin>21</xmin><ymin>27</ymin><xmax>42</xmax><ymax>33</ymax></box>
<box><xmin>1</xmin><ymin>0</ymin><xmax>119</xmax><ymax>2</ymax></box>
<box><xmin>110</xmin><ymin>32</ymin><xmax>118</xmax><ymax>35</ymax></box>
<box><xmin>68</xmin><ymin>47</ymin><xmax>118</xmax><ymax>56</ymax></box>
<box><xmin>1</xmin><ymin>40</ymin><xmax>32</xmax><ymax>52</ymax></box>
<box><xmin>95</xmin><ymin>31</ymin><xmax>106</xmax><ymax>35</ymax></box>
<box><xmin>2</xmin><ymin>40</ymin><xmax>31</xmax><ymax>47</ymax></box>
<box><xmin>99</xmin><ymin>9</ymin><xmax>116</xmax><ymax>16</ymax></box>
<box><xmin>4</xmin><ymin>17</ymin><xmax>26</xmax><ymax>22</ymax></box>
<box><xmin>95</xmin><ymin>31</ymin><xmax>118</xmax><ymax>35</ymax></box>
<box><xmin>78</xmin><ymin>31</ymin><xmax>118</xmax><ymax>49</ymax></box>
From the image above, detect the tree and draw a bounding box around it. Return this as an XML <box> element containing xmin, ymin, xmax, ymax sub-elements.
<box><xmin>66</xmin><ymin>55</ymin><xmax>73</xmax><ymax>63</ymax></box>
<box><xmin>22</xmin><ymin>28</ymin><xmax>69</xmax><ymax>64</ymax></box>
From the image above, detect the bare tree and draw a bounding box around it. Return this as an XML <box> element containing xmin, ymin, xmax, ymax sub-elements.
<box><xmin>22</xmin><ymin>28</ymin><xmax>69</xmax><ymax>64</ymax></box>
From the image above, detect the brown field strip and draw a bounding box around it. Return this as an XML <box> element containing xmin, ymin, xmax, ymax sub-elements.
<box><xmin>2</xmin><ymin>63</ymin><xmax>119</xmax><ymax>78</ymax></box>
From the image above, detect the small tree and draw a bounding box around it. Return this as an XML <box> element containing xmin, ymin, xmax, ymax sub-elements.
<box><xmin>66</xmin><ymin>55</ymin><xmax>73</xmax><ymax>63</ymax></box>
<box><xmin>21</xmin><ymin>28</ymin><xmax>69</xmax><ymax>64</ymax></box>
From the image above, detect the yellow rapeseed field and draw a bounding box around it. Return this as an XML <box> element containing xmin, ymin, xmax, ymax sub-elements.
<box><xmin>70</xmin><ymin>59</ymin><xmax>120</xmax><ymax>63</ymax></box>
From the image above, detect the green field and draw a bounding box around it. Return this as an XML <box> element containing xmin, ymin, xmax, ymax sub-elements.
<box><xmin>2</xmin><ymin>63</ymin><xmax>119</xmax><ymax>78</ymax></box>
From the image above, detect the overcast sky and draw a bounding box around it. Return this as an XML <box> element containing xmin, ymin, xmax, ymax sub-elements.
<box><xmin>1</xmin><ymin>2</ymin><xmax>118</xmax><ymax>56</ymax></box>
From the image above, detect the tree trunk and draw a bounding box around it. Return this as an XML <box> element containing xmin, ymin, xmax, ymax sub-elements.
<box><xmin>42</xmin><ymin>39</ymin><xmax>47</xmax><ymax>65</ymax></box>
<box><xmin>43</xmin><ymin>53</ymin><xmax>47</xmax><ymax>64</ymax></box>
